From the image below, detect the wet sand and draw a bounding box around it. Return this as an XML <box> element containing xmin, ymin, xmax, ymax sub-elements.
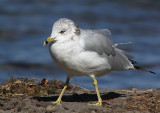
<box><xmin>0</xmin><ymin>78</ymin><xmax>159</xmax><ymax>113</ymax></box>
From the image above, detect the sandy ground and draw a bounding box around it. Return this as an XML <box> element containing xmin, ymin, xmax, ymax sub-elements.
<box><xmin>0</xmin><ymin>78</ymin><xmax>160</xmax><ymax>113</ymax></box>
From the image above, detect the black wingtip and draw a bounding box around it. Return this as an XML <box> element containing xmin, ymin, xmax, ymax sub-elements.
<box><xmin>134</xmin><ymin>65</ymin><xmax>156</xmax><ymax>75</ymax></box>
<box><xmin>149</xmin><ymin>71</ymin><xmax>156</xmax><ymax>74</ymax></box>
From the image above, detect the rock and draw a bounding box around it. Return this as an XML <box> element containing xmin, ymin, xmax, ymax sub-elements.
<box><xmin>0</xmin><ymin>110</ymin><xmax>4</xmax><ymax>113</ymax></box>
<box><xmin>90</xmin><ymin>110</ymin><xmax>96</xmax><ymax>113</ymax></box>
<box><xmin>46</xmin><ymin>105</ymin><xmax>57</xmax><ymax>112</ymax></box>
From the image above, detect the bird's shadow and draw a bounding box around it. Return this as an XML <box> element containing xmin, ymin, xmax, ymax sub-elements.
<box><xmin>32</xmin><ymin>92</ymin><xmax>125</xmax><ymax>102</ymax></box>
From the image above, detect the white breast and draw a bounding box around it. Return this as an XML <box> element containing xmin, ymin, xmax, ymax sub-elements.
<box><xmin>49</xmin><ymin>39</ymin><xmax>111</xmax><ymax>76</ymax></box>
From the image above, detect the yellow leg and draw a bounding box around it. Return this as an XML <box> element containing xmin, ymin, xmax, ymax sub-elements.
<box><xmin>88</xmin><ymin>75</ymin><xmax>102</xmax><ymax>106</ymax></box>
<box><xmin>53</xmin><ymin>77</ymin><xmax>70</xmax><ymax>105</ymax></box>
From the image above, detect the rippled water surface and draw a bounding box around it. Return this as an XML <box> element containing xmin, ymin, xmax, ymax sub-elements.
<box><xmin>0</xmin><ymin>0</ymin><xmax>160</xmax><ymax>89</ymax></box>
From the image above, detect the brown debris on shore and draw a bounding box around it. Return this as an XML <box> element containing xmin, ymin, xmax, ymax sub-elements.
<box><xmin>0</xmin><ymin>77</ymin><xmax>160</xmax><ymax>113</ymax></box>
<box><xmin>0</xmin><ymin>77</ymin><xmax>76</xmax><ymax>97</ymax></box>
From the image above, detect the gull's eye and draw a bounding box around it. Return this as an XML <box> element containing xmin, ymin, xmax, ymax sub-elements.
<box><xmin>59</xmin><ymin>30</ymin><xmax>66</xmax><ymax>34</ymax></box>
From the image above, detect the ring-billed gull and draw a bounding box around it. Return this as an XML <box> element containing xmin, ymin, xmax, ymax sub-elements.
<box><xmin>43</xmin><ymin>18</ymin><xmax>155</xmax><ymax>106</ymax></box>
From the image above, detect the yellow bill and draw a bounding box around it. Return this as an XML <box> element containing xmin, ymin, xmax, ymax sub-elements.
<box><xmin>43</xmin><ymin>36</ymin><xmax>55</xmax><ymax>46</ymax></box>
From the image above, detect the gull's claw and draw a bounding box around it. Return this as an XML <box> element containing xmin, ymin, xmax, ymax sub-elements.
<box><xmin>88</xmin><ymin>100</ymin><xmax>102</xmax><ymax>106</ymax></box>
<box><xmin>52</xmin><ymin>99</ymin><xmax>61</xmax><ymax>105</ymax></box>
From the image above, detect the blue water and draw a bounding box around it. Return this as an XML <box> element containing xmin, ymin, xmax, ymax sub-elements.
<box><xmin>0</xmin><ymin>0</ymin><xmax>160</xmax><ymax>89</ymax></box>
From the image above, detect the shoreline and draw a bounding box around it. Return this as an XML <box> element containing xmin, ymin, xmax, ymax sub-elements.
<box><xmin>0</xmin><ymin>77</ymin><xmax>159</xmax><ymax>113</ymax></box>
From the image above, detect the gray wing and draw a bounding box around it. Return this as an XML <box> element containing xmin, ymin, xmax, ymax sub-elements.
<box><xmin>85</xmin><ymin>29</ymin><xmax>111</xmax><ymax>36</ymax></box>
<box><xmin>82</xmin><ymin>30</ymin><xmax>115</xmax><ymax>56</ymax></box>
<box><xmin>80</xmin><ymin>29</ymin><xmax>134</xmax><ymax>70</ymax></box>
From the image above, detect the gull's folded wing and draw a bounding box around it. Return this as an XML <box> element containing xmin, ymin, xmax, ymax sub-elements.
<box><xmin>85</xmin><ymin>29</ymin><xmax>111</xmax><ymax>36</ymax></box>
<box><xmin>80</xmin><ymin>29</ymin><xmax>134</xmax><ymax>70</ymax></box>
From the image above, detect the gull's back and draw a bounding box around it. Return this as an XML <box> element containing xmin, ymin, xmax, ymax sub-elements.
<box><xmin>79</xmin><ymin>29</ymin><xmax>134</xmax><ymax>71</ymax></box>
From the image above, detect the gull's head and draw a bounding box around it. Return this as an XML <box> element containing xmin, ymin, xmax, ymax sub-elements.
<box><xmin>43</xmin><ymin>18</ymin><xmax>80</xmax><ymax>46</ymax></box>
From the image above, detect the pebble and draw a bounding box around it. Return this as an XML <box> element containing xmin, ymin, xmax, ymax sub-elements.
<box><xmin>46</xmin><ymin>105</ymin><xmax>57</xmax><ymax>112</ymax></box>
<box><xmin>0</xmin><ymin>110</ymin><xmax>4</xmax><ymax>113</ymax></box>
<box><xmin>91</xmin><ymin>110</ymin><xmax>96</xmax><ymax>113</ymax></box>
